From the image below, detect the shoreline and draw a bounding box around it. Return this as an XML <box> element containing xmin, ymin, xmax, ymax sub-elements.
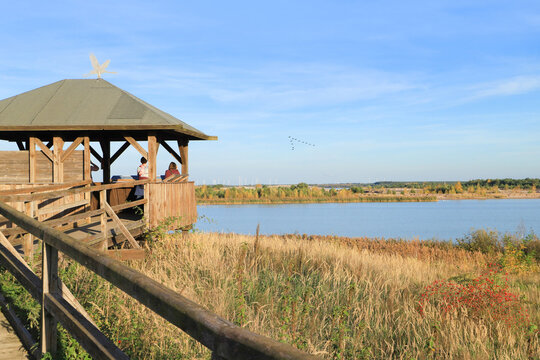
<box><xmin>197</xmin><ymin>196</ymin><xmax>436</xmax><ymax>205</ymax></box>
<box><xmin>197</xmin><ymin>194</ymin><xmax>540</xmax><ymax>205</ymax></box>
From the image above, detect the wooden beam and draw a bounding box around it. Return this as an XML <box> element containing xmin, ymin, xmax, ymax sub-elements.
<box><xmin>110</xmin><ymin>141</ymin><xmax>130</xmax><ymax>165</ymax></box>
<box><xmin>2</xmin><ymin>199</ymin><xmax>147</xmax><ymax>238</ymax></box>
<box><xmin>41</xmin><ymin>239</ymin><xmax>58</xmax><ymax>356</ymax></box>
<box><xmin>0</xmin><ymin>180</ymin><xmax>92</xmax><ymax>196</ymax></box>
<box><xmin>124</xmin><ymin>136</ymin><xmax>148</xmax><ymax>159</ymax></box>
<box><xmin>148</xmin><ymin>135</ymin><xmax>157</xmax><ymax>181</ymax></box>
<box><xmin>103</xmin><ymin>201</ymin><xmax>140</xmax><ymax>249</ymax></box>
<box><xmin>23</xmin><ymin>201</ymin><xmax>34</xmax><ymax>258</ymax></box>
<box><xmin>34</xmin><ymin>138</ymin><xmax>54</xmax><ymax>161</ymax></box>
<box><xmin>83</xmin><ymin>136</ymin><xmax>92</xmax><ymax>223</ymax></box>
<box><xmin>178</xmin><ymin>139</ymin><xmax>189</xmax><ymax>176</ymax></box>
<box><xmin>89</xmin><ymin>145</ymin><xmax>103</xmax><ymax>164</ymax></box>
<box><xmin>46</xmin><ymin>141</ymin><xmax>53</xmax><ymax>149</ymax></box>
<box><xmin>37</xmin><ymin>199</ymin><xmax>89</xmax><ymax>216</ymax></box>
<box><xmin>0</xmin><ymin>179</ymin><xmax>149</xmax><ymax>203</ymax></box>
<box><xmin>29</xmin><ymin>137</ymin><xmax>36</xmax><ymax>183</ymax></box>
<box><xmin>100</xmin><ymin>190</ymin><xmax>108</xmax><ymax>251</ymax></box>
<box><xmin>100</xmin><ymin>140</ymin><xmax>111</xmax><ymax>184</ymax></box>
<box><xmin>53</xmin><ymin>137</ymin><xmax>64</xmax><ymax>183</ymax></box>
<box><xmin>60</xmin><ymin>137</ymin><xmax>84</xmax><ymax>162</ymax></box>
<box><xmin>158</xmin><ymin>139</ymin><xmax>182</xmax><ymax>165</ymax></box>
<box><xmin>83</xmin><ymin>137</ymin><xmax>91</xmax><ymax>181</ymax></box>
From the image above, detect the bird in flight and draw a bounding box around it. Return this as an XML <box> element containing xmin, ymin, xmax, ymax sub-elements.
<box><xmin>84</xmin><ymin>53</ymin><xmax>117</xmax><ymax>78</ymax></box>
<box><xmin>288</xmin><ymin>136</ymin><xmax>315</xmax><ymax>150</ymax></box>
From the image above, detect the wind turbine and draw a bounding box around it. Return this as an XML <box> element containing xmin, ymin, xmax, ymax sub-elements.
<box><xmin>84</xmin><ymin>53</ymin><xmax>116</xmax><ymax>78</ymax></box>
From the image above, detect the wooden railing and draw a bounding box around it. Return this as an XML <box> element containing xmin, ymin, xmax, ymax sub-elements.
<box><xmin>0</xmin><ymin>180</ymin><xmax>149</xmax><ymax>260</ymax></box>
<box><xmin>0</xmin><ymin>183</ymin><xmax>318</xmax><ymax>359</ymax></box>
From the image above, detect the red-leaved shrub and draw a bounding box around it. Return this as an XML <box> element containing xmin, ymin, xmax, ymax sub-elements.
<box><xmin>418</xmin><ymin>263</ymin><xmax>529</xmax><ymax>327</ymax></box>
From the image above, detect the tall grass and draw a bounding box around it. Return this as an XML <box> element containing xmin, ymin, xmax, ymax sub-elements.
<box><xmin>55</xmin><ymin>232</ymin><xmax>540</xmax><ymax>359</ymax></box>
<box><xmin>1</xmin><ymin>231</ymin><xmax>538</xmax><ymax>359</ymax></box>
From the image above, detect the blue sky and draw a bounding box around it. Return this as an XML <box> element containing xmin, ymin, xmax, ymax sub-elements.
<box><xmin>0</xmin><ymin>1</ymin><xmax>539</xmax><ymax>184</ymax></box>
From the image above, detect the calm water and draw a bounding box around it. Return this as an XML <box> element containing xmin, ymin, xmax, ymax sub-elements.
<box><xmin>196</xmin><ymin>200</ymin><xmax>540</xmax><ymax>240</ymax></box>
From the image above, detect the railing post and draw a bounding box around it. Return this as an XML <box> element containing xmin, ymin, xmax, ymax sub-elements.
<box><xmin>23</xmin><ymin>200</ymin><xmax>34</xmax><ymax>259</ymax></box>
<box><xmin>100</xmin><ymin>190</ymin><xmax>108</xmax><ymax>251</ymax></box>
<box><xmin>144</xmin><ymin>183</ymin><xmax>150</xmax><ymax>228</ymax></box>
<box><xmin>41</xmin><ymin>236</ymin><xmax>58</xmax><ymax>356</ymax></box>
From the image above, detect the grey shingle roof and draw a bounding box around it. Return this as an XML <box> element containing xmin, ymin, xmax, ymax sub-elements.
<box><xmin>0</xmin><ymin>79</ymin><xmax>215</xmax><ymax>140</ymax></box>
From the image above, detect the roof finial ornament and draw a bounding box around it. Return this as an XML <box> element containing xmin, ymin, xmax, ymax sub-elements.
<box><xmin>84</xmin><ymin>53</ymin><xmax>117</xmax><ymax>79</ymax></box>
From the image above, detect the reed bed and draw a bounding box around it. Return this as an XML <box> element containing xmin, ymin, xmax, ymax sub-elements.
<box><xmin>53</xmin><ymin>232</ymin><xmax>539</xmax><ymax>359</ymax></box>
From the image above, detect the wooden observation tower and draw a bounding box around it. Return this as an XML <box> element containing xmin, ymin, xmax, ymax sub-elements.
<box><xmin>0</xmin><ymin>79</ymin><xmax>216</xmax><ymax>257</ymax></box>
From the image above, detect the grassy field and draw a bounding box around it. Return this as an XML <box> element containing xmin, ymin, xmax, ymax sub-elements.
<box><xmin>1</xmin><ymin>231</ymin><xmax>539</xmax><ymax>359</ymax></box>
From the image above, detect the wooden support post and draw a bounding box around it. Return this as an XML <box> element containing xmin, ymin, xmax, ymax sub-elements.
<box><xmin>178</xmin><ymin>139</ymin><xmax>189</xmax><ymax>176</ymax></box>
<box><xmin>29</xmin><ymin>137</ymin><xmax>36</xmax><ymax>183</ymax></box>
<box><xmin>23</xmin><ymin>201</ymin><xmax>34</xmax><ymax>258</ymax></box>
<box><xmin>83</xmin><ymin>137</ymin><xmax>91</xmax><ymax>225</ymax></box>
<box><xmin>41</xmin><ymin>238</ymin><xmax>58</xmax><ymax>356</ymax></box>
<box><xmin>100</xmin><ymin>190</ymin><xmax>108</xmax><ymax>251</ymax></box>
<box><xmin>100</xmin><ymin>140</ymin><xmax>111</xmax><ymax>184</ymax></box>
<box><xmin>144</xmin><ymin>184</ymin><xmax>150</xmax><ymax>228</ymax></box>
<box><xmin>53</xmin><ymin>137</ymin><xmax>64</xmax><ymax>183</ymax></box>
<box><xmin>83</xmin><ymin>137</ymin><xmax>91</xmax><ymax>181</ymax></box>
<box><xmin>148</xmin><ymin>135</ymin><xmax>157</xmax><ymax>181</ymax></box>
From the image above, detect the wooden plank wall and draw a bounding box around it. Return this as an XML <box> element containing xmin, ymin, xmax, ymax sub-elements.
<box><xmin>0</xmin><ymin>151</ymin><xmax>84</xmax><ymax>183</ymax></box>
<box><xmin>147</xmin><ymin>182</ymin><xmax>197</xmax><ymax>228</ymax></box>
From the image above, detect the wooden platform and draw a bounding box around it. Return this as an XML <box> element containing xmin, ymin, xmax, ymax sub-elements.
<box><xmin>0</xmin><ymin>310</ymin><xmax>28</xmax><ymax>360</ymax></box>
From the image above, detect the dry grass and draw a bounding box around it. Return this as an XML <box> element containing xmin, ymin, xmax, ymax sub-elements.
<box><xmin>59</xmin><ymin>232</ymin><xmax>539</xmax><ymax>359</ymax></box>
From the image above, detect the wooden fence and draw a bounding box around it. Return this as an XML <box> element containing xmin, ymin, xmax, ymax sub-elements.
<box><xmin>0</xmin><ymin>184</ymin><xmax>318</xmax><ymax>359</ymax></box>
<box><xmin>0</xmin><ymin>180</ymin><xmax>148</xmax><ymax>260</ymax></box>
<box><xmin>147</xmin><ymin>181</ymin><xmax>197</xmax><ymax>228</ymax></box>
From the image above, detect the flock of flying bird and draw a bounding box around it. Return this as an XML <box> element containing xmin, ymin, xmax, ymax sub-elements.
<box><xmin>288</xmin><ymin>136</ymin><xmax>315</xmax><ymax>150</ymax></box>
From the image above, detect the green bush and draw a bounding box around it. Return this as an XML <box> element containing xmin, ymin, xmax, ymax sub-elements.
<box><xmin>456</xmin><ymin>229</ymin><xmax>503</xmax><ymax>254</ymax></box>
<box><xmin>523</xmin><ymin>234</ymin><xmax>540</xmax><ymax>262</ymax></box>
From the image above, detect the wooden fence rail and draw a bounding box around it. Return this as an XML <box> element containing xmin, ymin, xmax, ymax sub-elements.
<box><xmin>0</xmin><ymin>199</ymin><xmax>318</xmax><ymax>359</ymax></box>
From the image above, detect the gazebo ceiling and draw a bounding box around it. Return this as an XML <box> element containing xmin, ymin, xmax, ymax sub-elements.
<box><xmin>0</xmin><ymin>79</ymin><xmax>216</xmax><ymax>142</ymax></box>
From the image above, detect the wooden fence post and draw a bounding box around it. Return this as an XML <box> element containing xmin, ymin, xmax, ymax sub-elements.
<box><xmin>100</xmin><ymin>190</ymin><xmax>108</xmax><ymax>251</ymax></box>
<box><xmin>83</xmin><ymin>137</ymin><xmax>91</xmax><ymax>225</ymax></box>
<box><xmin>144</xmin><ymin>183</ymin><xmax>150</xmax><ymax>228</ymax></box>
<box><xmin>23</xmin><ymin>201</ymin><xmax>34</xmax><ymax>259</ymax></box>
<box><xmin>41</xmin><ymin>237</ymin><xmax>58</xmax><ymax>356</ymax></box>
<box><xmin>178</xmin><ymin>139</ymin><xmax>188</xmax><ymax>177</ymax></box>
<box><xmin>29</xmin><ymin>137</ymin><xmax>36</xmax><ymax>183</ymax></box>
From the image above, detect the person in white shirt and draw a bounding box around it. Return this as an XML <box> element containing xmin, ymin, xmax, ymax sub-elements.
<box><xmin>137</xmin><ymin>157</ymin><xmax>149</xmax><ymax>179</ymax></box>
<box><xmin>135</xmin><ymin>157</ymin><xmax>149</xmax><ymax>198</ymax></box>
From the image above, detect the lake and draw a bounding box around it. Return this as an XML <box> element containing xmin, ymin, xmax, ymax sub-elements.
<box><xmin>196</xmin><ymin>199</ymin><xmax>540</xmax><ymax>240</ymax></box>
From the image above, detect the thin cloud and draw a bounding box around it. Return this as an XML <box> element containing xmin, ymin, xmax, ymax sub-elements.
<box><xmin>472</xmin><ymin>75</ymin><xmax>540</xmax><ymax>98</ymax></box>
